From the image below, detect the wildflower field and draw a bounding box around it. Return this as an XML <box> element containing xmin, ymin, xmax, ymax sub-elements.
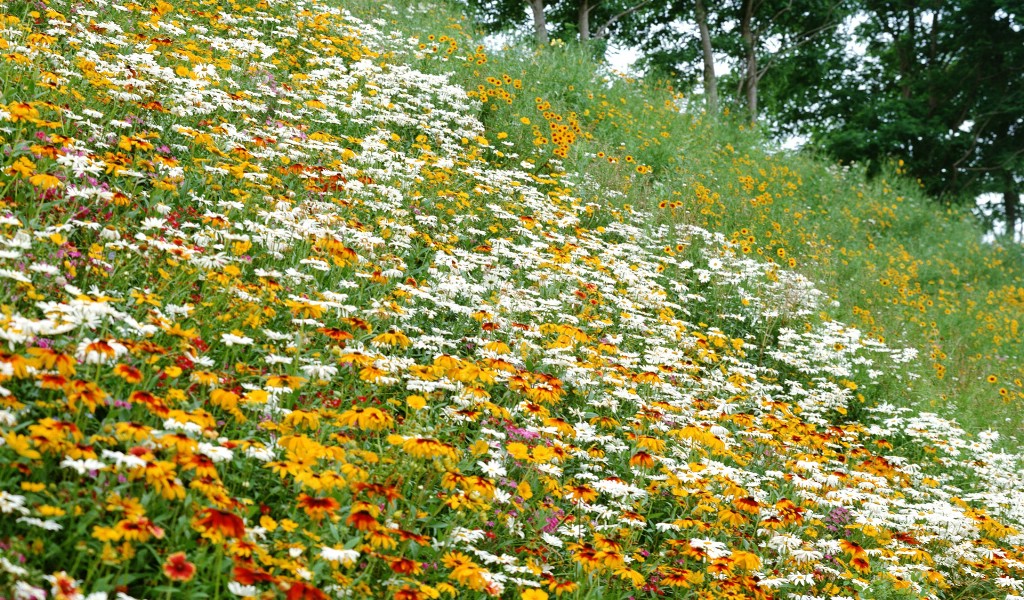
<box><xmin>1</xmin><ymin>0</ymin><xmax>1024</xmax><ymax>599</ymax></box>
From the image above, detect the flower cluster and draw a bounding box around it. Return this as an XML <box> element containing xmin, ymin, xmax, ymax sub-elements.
<box><xmin>0</xmin><ymin>1</ymin><xmax>1022</xmax><ymax>600</ymax></box>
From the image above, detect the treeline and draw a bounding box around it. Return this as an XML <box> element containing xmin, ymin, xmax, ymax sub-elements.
<box><xmin>463</xmin><ymin>0</ymin><xmax>1024</xmax><ymax>237</ymax></box>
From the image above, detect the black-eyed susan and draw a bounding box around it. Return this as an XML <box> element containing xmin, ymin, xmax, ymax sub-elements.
<box><xmin>162</xmin><ymin>552</ymin><xmax>196</xmax><ymax>582</ymax></box>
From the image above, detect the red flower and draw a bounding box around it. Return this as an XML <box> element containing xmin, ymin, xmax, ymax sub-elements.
<box><xmin>233</xmin><ymin>562</ymin><xmax>275</xmax><ymax>585</ymax></box>
<box><xmin>163</xmin><ymin>552</ymin><xmax>196</xmax><ymax>582</ymax></box>
<box><xmin>390</xmin><ymin>557</ymin><xmax>421</xmax><ymax>575</ymax></box>
<box><xmin>345</xmin><ymin>509</ymin><xmax>378</xmax><ymax>531</ymax></box>
<box><xmin>285</xmin><ymin>581</ymin><xmax>329</xmax><ymax>600</ymax></box>
<box><xmin>195</xmin><ymin>508</ymin><xmax>246</xmax><ymax>540</ymax></box>
<box><xmin>394</xmin><ymin>586</ymin><xmax>426</xmax><ymax>600</ymax></box>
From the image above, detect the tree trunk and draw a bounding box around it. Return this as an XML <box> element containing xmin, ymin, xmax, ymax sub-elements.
<box><xmin>740</xmin><ymin>0</ymin><xmax>758</xmax><ymax>121</ymax></box>
<box><xmin>695</xmin><ymin>0</ymin><xmax>717</xmax><ymax>114</ymax></box>
<box><xmin>899</xmin><ymin>4</ymin><xmax>916</xmax><ymax>99</ymax></box>
<box><xmin>529</xmin><ymin>0</ymin><xmax>549</xmax><ymax>45</ymax></box>
<box><xmin>1004</xmin><ymin>173</ymin><xmax>1020</xmax><ymax>241</ymax></box>
<box><xmin>578</xmin><ymin>0</ymin><xmax>590</xmax><ymax>41</ymax></box>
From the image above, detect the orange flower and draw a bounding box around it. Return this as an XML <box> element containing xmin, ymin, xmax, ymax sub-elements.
<box><xmin>317</xmin><ymin>327</ymin><xmax>353</xmax><ymax>343</ymax></box>
<box><xmin>232</xmin><ymin>562</ymin><xmax>275</xmax><ymax>585</ymax></box>
<box><xmin>297</xmin><ymin>493</ymin><xmax>340</xmax><ymax>521</ymax></box>
<box><xmin>65</xmin><ymin>380</ymin><xmax>106</xmax><ymax>414</ymax></box>
<box><xmin>163</xmin><ymin>552</ymin><xmax>196</xmax><ymax>582</ymax></box>
<box><xmin>840</xmin><ymin>539</ymin><xmax>868</xmax><ymax>560</ymax></box>
<box><xmin>285</xmin><ymin>581</ymin><xmax>329</xmax><ymax>600</ymax></box>
<box><xmin>266</xmin><ymin>374</ymin><xmax>307</xmax><ymax>389</ymax></box>
<box><xmin>195</xmin><ymin>508</ymin><xmax>246</xmax><ymax>540</ymax></box>
<box><xmin>733</xmin><ymin>496</ymin><xmax>761</xmax><ymax>514</ymax></box>
<box><xmin>37</xmin><ymin>373</ymin><xmax>68</xmax><ymax>389</ymax></box>
<box><xmin>390</xmin><ymin>557</ymin><xmax>422</xmax><ymax>575</ymax></box>
<box><xmin>775</xmin><ymin>497</ymin><xmax>804</xmax><ymax>524</ymax></box>
<box><xmin>707</xmin><ymin>558</ymin><xmax>733</xmax><ymax>575</ymax></box>
<box><xmin>659</xmin><ymin>566</ymin><xmax>701</xmax><ymax>588</ymax></box>
<box><xmin>115</xmin><ymin>517</ymin><xmax>164</xmax><ymax>542</ymax></box>
<box><xmin>179</xmin><ymin>452</ymin><xmax>218</xmax><ymax>478</ymax></box>
<box><xmin>850</xmin><ymin>556</ymin><xmax>871</xmax><ymax>573</ymax></box>
<box><xmin>565</xmin><ymin>484</ymin><xmax>598</xmax><ymax>503</ymax></box>
<box><xmin>394</xmin><ymin>587</ymin><xmax>426</xmax><ymax>600</ymax></box>
<box><xmin>27</xmin><ymin>348</ymin><xmax>76</xmax><ymax>376</ymax></box>
<box><xmin>628</xmin><ymin>451</ymin><xmax>656</xmax><ymax>469</ymax></box>
<box><xmin>113</xmin><ymin>364</ymin><xmax>143</xmax><ymax>383</ymax></box>
<box><xmin>365</xmin><ymin>528</ymin><xmax>397</xmax><ymax>549</ymax></box>
<box><xmin>346</xmin><ymin>509</ymin><xmax>378</xmax><ymax>531</ymax></box>
<box><xmin>48</xmin><ymin>572</ymin><xmax>80</xmax><ymax>599</ymax></box>
<box><xmin>717</xmin><ymin>508</ymin><xmax>748</xmax><ymax>527</ymax></box>
<box><xmin>545</xmin><ymin>578</ymin><xmax>578</xmax><ymax>596</ymax></box>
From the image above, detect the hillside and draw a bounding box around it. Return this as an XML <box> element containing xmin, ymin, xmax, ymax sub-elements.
<box><xmin>0</xmin><ymin>0</ymin><xmax>1023</xmax><ymax>599</ymax></box>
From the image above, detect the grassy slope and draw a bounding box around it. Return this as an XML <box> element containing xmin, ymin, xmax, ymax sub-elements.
<box><xmin>0</xmin><ymin>0</ymin><xmax>1023</xmax><ymax>599</ymax></box>
<box><xmin>422</xmin><ymin>23</ymin><xmax>1024</xmax><ymax>440</ymax></box>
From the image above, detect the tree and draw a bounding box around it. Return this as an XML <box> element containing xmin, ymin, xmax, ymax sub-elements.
<box><xmin>695</xmin><ymin>0</ymin><xmax>718</xmax><ymax>113</ymax></box>
<box><xmin>795</xmin><ymin>0</ymin><xmax>1024</xmax><ymax>235</ymax></box>
<box><xmin>464</xmin><ymin>0</ymin><xmax>664</xmax><ymax>50</ymax></box>
<box><xmin>464</xmin><ymin>0</ymin><xmax>550</xmax><ymax>45</ymax></box>
<box><xmin>568</xmin><ymin>0</ymin><xmax>657</xmax><ymax>42</ymax></box>
<box><xmin>635</xmin><ymin>0</ymin><xmax>852</xmax><ymax>121</ymax></box>
<box><xmin>530</xmin><ymin>0</ymin><xmax>550</xmax><ymax>44</ymax></box>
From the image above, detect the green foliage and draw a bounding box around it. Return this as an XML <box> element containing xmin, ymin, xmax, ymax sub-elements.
<box><xmin>790</xmin><ymin>0</ymin><xmax>1024</xmax><ymax>224</ymax></box>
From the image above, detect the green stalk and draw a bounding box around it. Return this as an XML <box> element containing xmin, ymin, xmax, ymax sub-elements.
<box><xmin>212</xmin><ymin>549</ymin><xmax>223</xmax><ymax>600</ymax></box>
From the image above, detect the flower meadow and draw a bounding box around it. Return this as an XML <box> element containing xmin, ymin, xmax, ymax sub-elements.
<box><xmin>1</xmin><ymin>0</ymin><xmax>1024</xmax><ymax>599</ymax></box>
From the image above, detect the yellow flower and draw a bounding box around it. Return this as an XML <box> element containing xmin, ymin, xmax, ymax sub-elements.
<box><xmin>406</xmin><ymin>395</ymin><xmax>427</xmax><ymax>410</ymax></box>
<box><xmin>521</xmin><ymin>590</ymin><xmax>548</xmax><ymax>600</ymax></box>
<box><xmin>506</xmin><ymin>442</ymin><xmax>530</xmax><ymax>461</ymax></box>
<box><xmin>29</xmin><ymin>172</ymin><xmax>62</xmax><ymax>189</ymax></box>
<box><xmin>371</xmin><ymin>329</ymin><xmax>411</xmax><ymax>348</ymax></box>
<box><xmin>731</xmin><ymin>550</ymin><xmax>761</xmax><ymax>570</ymax></box>
<box><xmin>401</xmin><ymin>437</ymin><xmax>459</xmax><ymax>460</ymax></box>
<box><xmin>7</xmin><ymin>156</ymin><xmax>35</xmax><ymax>177</ymax></box>
<box><xmin>517</xmin><ymin>481</ymin><xmax>533</xmax><ymax>501</ymax></box>
<box><xmin>6</xmin><ymin>102</ymin><xmax>39</xmax><ymax>123</ymax></box>
<box><xmin>37</xmin><ymin>505</ymin><xmax>65</xmax><ymax>517</ymax></box>
<box><xmin>364</xmin><ymin>528</ymin><xmax>397</xmax><ymax>549</ymax></box>
<box><xmin>266</xmin><ymin>374</ymin><xmax>307</xmax><ymax>389</ymax></box>
<box><xmin>283</xmin><ymin>410</ymin><xmax>321</xmax><ymax>431</ymax></box>
<box><xmin>443</xmin><ymin>552</ymin><xmax>488</xmax><ymax>591</ymax></box>
<box><xmin>4</xmin><ymin>432</ymin><xmax>41</xmax><ymax>459</ymax></box>
<box><xmin>92</xmin><ymin>525</ymin><xmax>122</xmax><ymax>543</ymax></box>
<box><xmin>614</xmin><ymin>566</ymin><xmax>645</xmax><ymax>587</ymax></box>
<box><xmin>335</xmin><ymin>407</ymin><xmax>394</xmax><ymax>431</ymax></box>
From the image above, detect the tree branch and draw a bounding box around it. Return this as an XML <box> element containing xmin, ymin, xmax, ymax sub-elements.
<box><xmin>594</xmin><ymin>0</ymin><xmax>653</xmax><ymax>39</ymax></box>
<box><xmin>755</xmin><ymin>19</ymin><xmax>844</xmax><ymax>80</ymax></box>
